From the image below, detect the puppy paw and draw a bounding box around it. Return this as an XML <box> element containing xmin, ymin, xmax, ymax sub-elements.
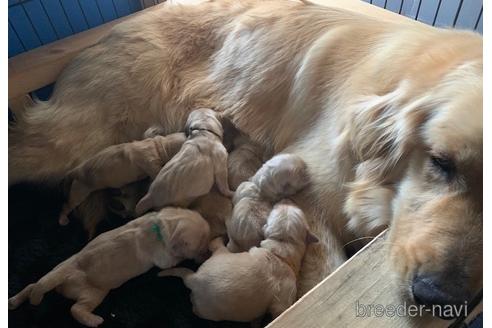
<box><xmin>143</xmin><ymin>125</ymin><xmax>166</xmax><ymax>138</ymax></box>
<box><xmin>58</xmin><ymin>213</ymin><xmax>70</xmax><ymax>226</ymax></box>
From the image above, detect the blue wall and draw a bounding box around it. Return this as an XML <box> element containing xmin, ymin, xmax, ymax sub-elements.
<box><xmin>8</xmin><ymin>0</ymin><xmax>483</xmax><ymax>59</ymax></box>
<box><xmin>8</xmin><ymin>0</ymin><xmax>145</xmax><ymax>58</ymax></box>
<box><xmin>364</xmin><ymin>0</ymin><xmax>482</xmax><ymax>33</ymax></box>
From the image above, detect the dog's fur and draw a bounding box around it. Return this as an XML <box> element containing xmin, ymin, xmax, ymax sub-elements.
<box><xmin>135</xmin><ymin>108</ymin><xmax>233</xmax><ymax>215</ymax></box>
<box><xmin>59</xmin><ymin>132</ymin><xmax>186</xmax><ymax>226</ymax></box>
<box><xmin>227</xmin><ymin>134</ymin><xmax>266</xmax><ymax>190</ymax></box>
<box><xmin>8</xmin><ymin>208</ymin><xmax>210</xmax><ymax>327</ymax></box>
<box><xmin>190</xmin><ymin>190</ymin><xmax>233</xmax><ymax>238</ymax></box>
<box><xmin>8</xmin><ymin>0</ymin><xmax>482</xmax><ymax>302</ymax></box>
<box><xmin>227</xmin><ymin>154</ymin><xmax>308</xmax><ymax>252</ymax></box>
<box><xmin>159</xmin><ymin>200</ymin><xmax>317</xmax><ymax>322</ymax></box>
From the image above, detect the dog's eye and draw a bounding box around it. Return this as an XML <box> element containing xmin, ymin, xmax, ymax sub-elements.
<box><xmin>430</xmin><ymin>155</ymin><xmax>455</xmax><ymax>180</ymax></box>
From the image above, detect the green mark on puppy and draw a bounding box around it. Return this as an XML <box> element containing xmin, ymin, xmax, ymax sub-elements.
<box><xmin>151</xmin><ymin>223</ymin><xmax>164</xmax><ymax>241</ymax></box>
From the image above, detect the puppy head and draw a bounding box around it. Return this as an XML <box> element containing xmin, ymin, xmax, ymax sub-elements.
<box><xmin>262</xmin><ymin>199</ymin><xmax>318</xmax><ymax>246</ymax></box>
<box><xmin>185</xmin><ymin>108</ymin><xmax>224</xmax><ymax>139</ymax></box>
<box><xmin>252</xmin><ymin>154</ymin><xmax>309</xmax><ymax>200</ymax></box>
<box><xmin>163</xmin><ymin>208</ymin><xmax>211</xmax><ymax>262</ymax></box>
<box><xmin>348</xmin><ymin>52</ymin><xmax>482</xmax><ymax>310</ymax></box>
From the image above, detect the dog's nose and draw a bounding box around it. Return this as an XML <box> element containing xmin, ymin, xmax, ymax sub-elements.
<box><xmin>412</xmin><ymin>274</ymin><xmax>468</xmax><ymax>308</ymax></box>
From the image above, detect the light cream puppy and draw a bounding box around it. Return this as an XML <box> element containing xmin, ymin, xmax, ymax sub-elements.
<box><xmin>136</xmin><ymin>108</ymin><xmax>233</xmax><ymax>215</ymax></box>
<box><xmin>190</xmin><ymin>190</ymin><xmax>232</xmax><ymax>238</ymax></box>
<box><xmin>227</xmin><ymin>154</ymin><xmax>308</xmax><ymax>252</ymax></box>
<box><xmin>159</xmin><ymin>200</ymin><xmax>318</xmax><ymax>322</ymax></box>
<box><xmin>8</xmin><ymin>208</ymin><xmax>210</xmax><ymax>327</ymax></box>
<box><xmin>59</xmin><ymin>132</ymin><xmax>186</xmax><ymax>225</ymax></box>
<box><xmin>227</xmin><ymin>134</ymin><xmax>265</xmax><ymax>190</ymax></box>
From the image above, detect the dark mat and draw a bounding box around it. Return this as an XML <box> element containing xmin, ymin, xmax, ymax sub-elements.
<box><xmin>8</xmin><ymin>183</ymin><xmax>251</xmax><ymax>328</ymax></box>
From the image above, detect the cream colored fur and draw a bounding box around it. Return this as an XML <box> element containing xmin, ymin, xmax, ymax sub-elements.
<box><xmin>135</xmin><ymin>108</ymin><xmax>233</xmax><ymax>214</ymax></box>
<box><xmin>59</xmin><ymin>132</ymin><xmax>186</xmax><ymax>226</ymax></box>
<box><xmin>8</xmin><ymin>0</ymin><xmax>482</xmax><ymax>299</ymax></box>
<box><xmin>226</xmin><ymin>153</ymin><xmax>308</xmax><ymax>252</ymax></box>
<box><xmin>190</xmin><ymin>190</ymin><xmax>233</xmax><ymax>238</ymax></box>
<box><xmin>227</xmin><ymin>133</ymin><xmax>266</xmax><ymax>190</ymax></box>
<box><xmin>159</xmin><ymin>200</ymin><xmax>317</xmax><ymax>322</ymax></box>
<box><xmin>8</xmin><ymin>208</ymin><xmax>210</xmax><ymax>327</ymax></box>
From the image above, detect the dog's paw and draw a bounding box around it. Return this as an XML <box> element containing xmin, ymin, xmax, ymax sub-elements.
<box><xmin>143</xmin><ymin>125</ymin><xmax>166</xmax><ymax>138</ymax></box>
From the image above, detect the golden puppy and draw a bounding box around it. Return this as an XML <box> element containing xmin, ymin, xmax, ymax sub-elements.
<box><xmin>190</xmin><ymin>190</ymin><xmax>233</xmax><ymax>238</ymax></box>
<box><xmin>135</xmin><ymin>108</ymin><xmax>233</xmax><ymax>215</ymax></box>
<box><xmin>59</xmin><ymin>132</ymin><xmax>186</xmax><ymax>225</ymax></box>
<box><xmin>227</xmin><ymin>154</ymin><xmax>309</xmax><ymax>252</ymax></box>
<box><xmin>8</xmin><ymin>208</ymin><xmax>210</xmax><ymax>327</ymax></box>
<box><xmin>159</xmin><ymin>200</ymin><xmax>318</xmax><ymax>322</ymax></box>
<box><xmin>227</xmin><ymin>134</ymin><xmax>265</xmax><ymax>190</ymax></box>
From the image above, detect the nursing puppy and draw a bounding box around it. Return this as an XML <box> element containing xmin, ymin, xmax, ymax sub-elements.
<box><xmin>59</xmin><ymin>132</ymin><xmax>186</xmax><ymax>225</ymax></box>
<box><xmin>135</xmin><ymin>108</ymin><xmax>233</xmax><ymax>215</ymax></box>
<box><xmin>227</xmin><ymin>134</ymin><xmax>265</xmax><ymax>190</ymax></box>
<box><xmin>8</xmin><ymin>208</ymin><xmax>210</xmax><ymax>327</ymax></box>
<box><xmin>190</xmin><ymin>190</ymin><xmax>233</xmax><ymax>238</ymax></box>
<box><xmin>227</xmin><ymin>154</ymin><xmax>308</xmax><ymax>252</ymax></box>
<box><xmin>159</xmin><ymin>200</ymin><xmax>318</xmax><ymax>322</ymax></box>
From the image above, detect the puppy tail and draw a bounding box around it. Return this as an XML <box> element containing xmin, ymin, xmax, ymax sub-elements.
<box><xmin>157</xmin><ymin>268</ymin><xmax>194</xmax><ymax>281</ymax></box>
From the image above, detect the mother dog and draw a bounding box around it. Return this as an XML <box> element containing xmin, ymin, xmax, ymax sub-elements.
<box><xmin>9</xmin><ymin>0</ymin><xmax>482</xmax><ymax>307</ymax></box>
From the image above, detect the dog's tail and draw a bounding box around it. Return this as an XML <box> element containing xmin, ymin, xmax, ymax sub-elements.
<box><xmin>157</xmin><ymin>268</ymin><xmax>195</xmax><ymax>282</ymax></box>
<box><xmin>8</xmin><ymin>266</ymin><xmax>66</xmax><ymax>310</ymax></box>
<box><xmin>9</xmin><ymin>100</ymin><xmax>113</xmax><ymax>186</ymax></box>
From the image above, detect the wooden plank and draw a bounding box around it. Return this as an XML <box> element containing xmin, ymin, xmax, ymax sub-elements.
<box><xmin>78</xmin><ymin>0</ymin><xmax>105</xmax><ymax>28</ymax></box>
<box><xmin>8</xmin><ymin>2</ymin><xmax>165</xmax><ymax>101</ymax></box>
<box><xmin>266</xmin><ymin>231</ymin><xmax>453</xmax><ymax>328</ymax></box>
<box><xmin>60</xmin><ymin>0</ymin><xmax>90</xmax><ymax>33</ymax></box>
<box><xmin>310</xmin><ymin>0</ymin><xmax>424</xmax><ymax>24</ymax></box>
<box><xmin>454</xmin><ymin>0</ymin><xmax>482</xmax><ymax>30</ymax></box>
<box><xmin>22</xmin><ymin>0</ymin><xmax>58</xmax><ymax>44</ymax></box>
<box><xmin>40</xmin><ymin>0</ymin><xmax>75</xmax><ymax>39</ymax></box>
<box><xmin>8</xmin><ymin>5</ymin><xmax>42</xmax><ymax>50</ymax></box>
<box><xmin>8</xmin><ymin>22</ymin><xmax>25</xmax><ymax>58</ymax></box>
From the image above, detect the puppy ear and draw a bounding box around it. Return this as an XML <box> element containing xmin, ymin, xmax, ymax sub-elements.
<box><xmin>164</xmin><ymin>218</ymin><xmax>188</xmax><ymax>255</ymax></box>
<box><xmin>306</xmin><ymin>231</ymin><xmax>319</xmax><ymax>244</ymax></box>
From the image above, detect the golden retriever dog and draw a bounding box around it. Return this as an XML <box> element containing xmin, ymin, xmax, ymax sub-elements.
<box><xmin>227</xmin><ymin>133</ymin><xmax>266</xmax><ymax>190</ymax></box>
<box><xmin>8</xmin><ymin>0</ymin><xmax>482</xmax><ymax>308</ymax></box>
<box><xmin>135</xmin><ymin>108</ymin><xmax>233</xmax><ymax>215</ymax></box>
<box><xmin>59</xmin><ymin>132</ymin><xmax>186</xmax><ymax>226</ymax></box>
<box><xmin>8</xmin><ymin>208</ymin><xmax>210</xmax><ymax>327</ymax></box>
<box><xmin>159</xmin><ymin>200</ymin><xmax>318</xmax><ymax>322</ymax></box>
<box><xmin>227</xmin><ymin>153</ymin><xmax>308</xmax><ymax>252</ymax></box>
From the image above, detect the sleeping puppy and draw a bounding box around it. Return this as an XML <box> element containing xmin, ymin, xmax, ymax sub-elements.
<box><xmin>135</xmin><ymin>108</ymin><xmax>233</xmax><ymax>215</ymax></box>
<box><xmin>227</xmin><ymin>133</ymin><xmax>265</xmax><ymax>190</ymax></box>
<box><xmin>159</xmin><ymin>200</ymin><xmax>318</xmax><ymax>322</ymax></box>
<box><xmin>190</xmin><ymin>190</ymin><xmax>232</xmax><ymax>239</ymax></box>
<box><xmin>8</xmin><ymin>208</ymin><xmax>210</xmax><ymax>327</ymax></box>
<box><xmin>227</xmin><ymin>154</ymin><xmax>308</xmax><ymax>252</ymax></box>
<box><xmin>59</xmin><ymin>132</ymin><xmax>186</xmax><ymax>225</ymax></box>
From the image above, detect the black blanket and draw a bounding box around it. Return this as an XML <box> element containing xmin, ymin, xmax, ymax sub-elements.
<box><xmin>8</xmin><ymin>183</ymin><xmax>251</xmax><ymax>328</ymax></box>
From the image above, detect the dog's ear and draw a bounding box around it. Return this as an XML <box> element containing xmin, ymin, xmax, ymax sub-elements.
<box><xmin>350</xmin><ymin>82</ymin><xmax>431</xmax><ymax>178</ymax></box>
<box><xmin>306</xmin><ymin>231</ymin><xmax>319</xmax><ymax>244</ymax></box>
<box><xmin>164</xmin><ymin>218</ymin><xmax>189</xmax><ymax>256</ymax></box>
